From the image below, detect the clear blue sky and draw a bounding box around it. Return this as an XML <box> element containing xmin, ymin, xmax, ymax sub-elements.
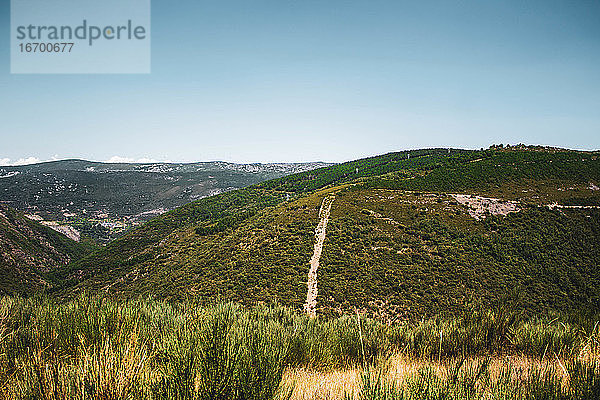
<box><xmin>1</xmin><ymin>0</ymin><xmax>599</xmax><ymax>164</ymax></box>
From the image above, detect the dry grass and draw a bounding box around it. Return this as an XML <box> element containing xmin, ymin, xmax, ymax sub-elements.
<box><xmin>284</xmin><ymin>368</ymin><xmax>360</xmax><ymax>400</ymax></box>
<box><xmin>285</xmin><ymin>354</ymin><xmax>586</xmax><ymax>400</ymax></box>
<box><xmin>1</xmin><ymin>297</ymin><xmax>598</xmax><ymax>399</ymax></box>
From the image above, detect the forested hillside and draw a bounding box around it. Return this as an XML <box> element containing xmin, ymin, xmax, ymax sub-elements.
<box><xmin>48</xmin><ymin>147</ymin><xmax>600</xmax><ymax>319</ymax></box>
<box><xmin>0</xmin><ymin>205</ymin><xmax>95</xmax><ymax>295</ymax></box>
<box><xmin>54</xmin><ymin>148</ymin><xmax>477</xmax><ymax>290</ymax></box>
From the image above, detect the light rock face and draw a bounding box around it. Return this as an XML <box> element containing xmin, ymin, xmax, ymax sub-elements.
<box><xmin>450</xmin><ymin>194</ymin><xmax>520</xmax><ymax>220</ymax></box>
<box><xmin>26</xmin><ymin>214</ymin><xmax>81</xmax><ymax>241</ymax></box>
<box><xmin>304</xmin><ymin>195</ymin><xmax>335</xmax><ymax>318</ymax></box>
<box><xmin>44</xmin><ymin>224</ymin><xmax>81</xmax><ymax>242</ymax></box>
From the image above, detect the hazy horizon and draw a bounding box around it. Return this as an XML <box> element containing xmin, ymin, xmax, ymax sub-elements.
<box><xmin>2</xmin><ymin>143</ymin><xmax>599</xmax><ymax>167</ymax></box>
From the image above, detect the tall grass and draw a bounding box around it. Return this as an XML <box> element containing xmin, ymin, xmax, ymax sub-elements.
<box><xmin>0</xmin><ymin>296</ymin><xmax>598</xmax><ymax>399</ymax></box>
<box><xmin>0</xmin><ymin>298</ymin><xmax>293</xmax><ymax>400</ymax></box>
<box><xmin>355</xmin><ymin>357</ymin><xmax>600</xmax><ymax>400</ymax></box>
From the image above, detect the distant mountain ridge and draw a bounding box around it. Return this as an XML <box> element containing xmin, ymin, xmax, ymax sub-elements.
<box><xmin>0</xmin><ymin>159</ymin><xmax>332</xmax><ymax>242</ymax></box>
<box><xmin>0</xmin><ymin>159</ymin><xmax>331</xmax><ymax>173</ymax></box>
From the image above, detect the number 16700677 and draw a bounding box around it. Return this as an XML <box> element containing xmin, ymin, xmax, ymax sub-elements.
<box><xmin>19</xmin><ymin>42</ymin><xmax>74</xmax><ymax>52</ymax></box>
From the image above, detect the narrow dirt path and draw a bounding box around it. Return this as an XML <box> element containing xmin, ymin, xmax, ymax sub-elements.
<box><xmin>547</xmin><ymin>203</ymin><xmax>600</xmax><ymax>210</ymax></box>
<box><xmin>304</xmin><ymin>195</ymin><xmax>335</xmax><ymax>318</ymax></box>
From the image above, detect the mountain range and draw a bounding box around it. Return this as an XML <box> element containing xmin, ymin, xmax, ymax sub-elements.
<box><xmin>1</xmin><ymin>145</ymin><xmax>599</xmax><ymax>320</ymax></box>
<box><xmin>0</xmin><ymin>159</ymin><xmax>331</xmax><ymax>242</ymax></box>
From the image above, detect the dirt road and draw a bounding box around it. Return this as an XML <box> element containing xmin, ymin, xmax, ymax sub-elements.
<box><xmin>304</xmin><ymin>195</ymin><xmax>335</xmax><ymax>317</ymax></box>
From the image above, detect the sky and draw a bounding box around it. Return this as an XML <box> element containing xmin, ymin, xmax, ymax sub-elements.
<box><xmin>1</xmin><ymin>0</ymin><xmax>599</xmax><ymax>164</ymax></box>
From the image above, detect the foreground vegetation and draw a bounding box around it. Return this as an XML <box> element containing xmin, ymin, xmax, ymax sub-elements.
<box><xmin>0</xmin><ymin>296</ymin><xmax>598</xmax><ymax>399</ymax></box>
<box><xmin>352</xmin><ymin>355</ymin><xmax>600</xmax><ymax>400</ymax></box>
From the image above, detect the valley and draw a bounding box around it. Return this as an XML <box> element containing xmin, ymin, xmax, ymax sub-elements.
<box><xmin>0</xmin><ymin>204</ymin><xmax>95</xmax><ymax>295</ymax></box>
<box><xmin>0</xmin><ymin>159</ymin><xmax>331</xmax><ymax>243</ymax></box>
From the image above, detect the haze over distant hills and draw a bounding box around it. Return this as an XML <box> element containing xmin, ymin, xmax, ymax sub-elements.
<box><xmin>0</xmin><ymin>159</ymin><xmax>332</xmax><ymax>242</ymax></box>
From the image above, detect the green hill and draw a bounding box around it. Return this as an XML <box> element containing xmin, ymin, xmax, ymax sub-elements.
<box><xmin>55</xmin><ymin>147</ymin><xmax>600</xmax><ymax>318</ymax></box>
<box><xmin>0</xmin><ymin>204</ymin><xmax>96</xmax><ymax>295</ymax></box>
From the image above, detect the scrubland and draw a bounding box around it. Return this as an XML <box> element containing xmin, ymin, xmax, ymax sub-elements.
<box><xmin>0</xmin><ymin>296</ymin><xmax>598</xmax><ymax>399</ymax></box>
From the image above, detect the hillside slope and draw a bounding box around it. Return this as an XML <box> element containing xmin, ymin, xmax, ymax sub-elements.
<box><xmin>58</xmin><ymin>147</ymin><xmax>600</xmax><ymax>318</ymax></box>
<box><xmin>0</xmin><ymin>204</ymin><xmax>95</xmax><ymax>294</ymax></box>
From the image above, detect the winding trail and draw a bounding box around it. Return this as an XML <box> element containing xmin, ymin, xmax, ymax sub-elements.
<box><xmin>304</xmin><ymin>195</ymin><xmax>335</xmax><ymax>318</ymax></box>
